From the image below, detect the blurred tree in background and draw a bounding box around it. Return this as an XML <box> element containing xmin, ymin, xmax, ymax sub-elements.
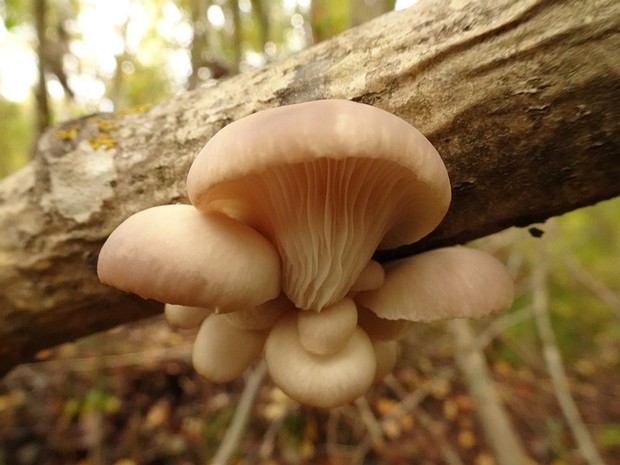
<box><xmin>0</xmin><ymin>1</ymin><xmax>618</xmax><ymax>464</ymax></box>
<box><xmin>0</xmin><ymin>0</ymin><xmax>397</xmax><ymax>178</ymax></box>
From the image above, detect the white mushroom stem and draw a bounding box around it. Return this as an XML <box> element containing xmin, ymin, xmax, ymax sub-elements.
<box><xmin>350</xmin><ymin>260</ymin><xmax>385</xmax><ymax>293</ymax></box>
<box><xmin>192</xmin><ymin>314</ymin><xmax>268</xmax><ymax>383</ymax></box>
<box><xmin>265</xmin><ymin>315</ymin><xmax>376</xmax><ymax>408</ymax></box>
<box><xmin>97</xmin><ymin>205</ymin><xmax>281</xmax><ymax>310</ymax></box>
<box><xmin>224</xmin><ymin>294</ymin><xmax>295</xmax><ymax>330</ymax></box>
<box><xmin>355</xmin><ymin>247</ymin><xmax>515</xmax><ymax>322</ymax></box>
<box><xmin>297</xmin><ymin>298</ymin><xmax>358</xmax><ymax>355</ymax></box>
<box><xmin>165</xmin><ymin>304</ymin><xmax>212</xmax><ymax>329</ymax></box>
<box><xmin>356</xmin><ymin>305</ymin><xmax>412</xmax><ymax>341</ymax></box>
<box><xmin>373</xmin><ymin>340</ymin><xmax>400</xmax><ymax>383</ymax></box>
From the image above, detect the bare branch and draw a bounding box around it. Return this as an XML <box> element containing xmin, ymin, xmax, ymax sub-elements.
<box><xmin>448</xmin><ymin>319</ymin><xmax>531</xmax><ymax>465</ymax></box>
<box><xmin>1</xmin><ymin>0</ymin><xmax>619</xmax><ymax>375</ymax></box>
<box><xmin>530</xmin><ymin>240</ymin><xmax>607</xmax><ymax>465</ymax></box>
<box><xmin>211</xmin><ymin>360</ymin><xmax>268</xmax><ymax>465</ymax></box>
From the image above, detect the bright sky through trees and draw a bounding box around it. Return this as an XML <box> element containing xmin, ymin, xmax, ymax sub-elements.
<box><xmin>0</xmin><ymin>0</ymin><xmax>415</xmax><ymax>103</ymax></box>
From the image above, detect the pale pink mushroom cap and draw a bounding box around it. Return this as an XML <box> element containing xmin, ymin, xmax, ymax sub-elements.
<box><xmin>187</xmin><ymin>99</ymin><xmax>450</xmax><ymax>311</ymax></box>
<box><xmin>355</xmin><ymin>247</ymin><xmax>515</xmax><ymax>322</ymax></box>
<box><xmin>297</xmin><ymin>297</ymin><xmax>358</xmax><ymax>355</ymax></box>
<box><xmin>193</xmin><ymin>314</ymin><xmax>267</xmax><ymax>382</ymax></box>
<box><xmin>97</xmin><ymin>204</ymin><xmax>281</xmax><ymax>311</ymax></box>
<box><xmin>265</xmin><ymin>315</ymin><xmax>376</xmax><ymax>408</ymax></box>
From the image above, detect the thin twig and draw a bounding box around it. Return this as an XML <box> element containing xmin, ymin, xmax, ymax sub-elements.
<box><xmin>383</xmin><ymin>367</ymin><xmax>455</xmax><ymax>419</ymax></box>
<box><xmin>531</xmin><ymin>242</ymin><xmax>607</xmax><ymax>465</ymax></box>
<box><xmin>354</xmin><ymin>396</ymin><xmax>386</xmax><ymax>448</ymax></box>
<box><xmin>476</xmin><ymin>306</ymin><xmax>533</xmax><ymax>349</ymax></box>
<box><xmin>254</xmin><ymin>408</ymin><xmax>288</xmax><ymax>464</ymax></box>
<box><xmin>211</xmin><ymin>360</ymin><xmax>268</xmax><ymax>465</ymax></box>
<box><xmin>350</xmin><ymin>436</ymin><xmax>374</xmax><ymax>465</ymax></box>
<box><xmin>448</xmin><ymin>319</ymin><xmax>530</xmax><ymax>465</ymax></box>
<box><xmin>564</xmin><ymin>252</ymin><xmax>620</xmax><ymax>319</ymax></box>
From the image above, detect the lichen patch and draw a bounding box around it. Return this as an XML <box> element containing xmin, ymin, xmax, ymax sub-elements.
<box><xmin>46</xmin><ymin>141</ymin><xmax>117</xmax><ymax>223</ymax></box>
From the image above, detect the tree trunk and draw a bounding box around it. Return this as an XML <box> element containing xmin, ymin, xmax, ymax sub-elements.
<box><xmin>33</xmin><ymin>0</ymin><xmax>51</xmax><ymax>140</ymax></box>
<box><xmin>1</xmin><ymin>0</ymin><xmax>618</xmax><ymax>376</ymax></box>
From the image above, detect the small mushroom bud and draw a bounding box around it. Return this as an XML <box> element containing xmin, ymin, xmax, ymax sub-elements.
<box><xmin>265</xmin><ymin>315</ymin><xmax>376</xmax><ymax>408</ymax></box>
<box><xmin>350</xmin><ymin>260</ymin><xmax>385</xmax><ymax>293</ymax></box>
<box><xmin>373</xmin><ymin>340</ymin><xmax>400</xmax><ymax>382</ymax></box>
<box><xmin>193</xmin><ymin>314</ymin><xmax>267</xmax><ymax>383</ymax></box>
<box><xmin>297</xmin><ymin>298</ymin><xmax>358</xmax><ymax>355</ymax></box>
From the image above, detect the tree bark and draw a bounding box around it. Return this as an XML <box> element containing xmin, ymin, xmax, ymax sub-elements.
<box><xmin>1</xmin><ymin>0</ymin><xmax>618</xmax><ymax>376</ymax></box>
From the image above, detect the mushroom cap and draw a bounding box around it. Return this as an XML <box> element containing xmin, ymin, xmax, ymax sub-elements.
<box><xmin>373</xmin><ymin>340</ymin><xmax>400</xmax><ymax>383</ymax></box>
<box><xmin>97</xmin><ymin>204</ymin><xmax>281</xmax><ymax>310</ymax></box>
<box><xmin>349</xmin><ymin>260</ymin><xmax>385</xmax><ymax>293</ymax></box>
<box><xmin>224</xmin><ymin>294</ymin><xmax>295</xmax><ymax>330</ymax></box>
<box><xmin>192</xmin><ymin>314</ymin><xmax>267</xmax><ymax>382</ymax></box>
<box><xmin>187</xmin><ymin>100</ymin><xmax>450</xmax><ymax>311</ymax></box>
<box><xmin>297</xmin><ymin>297</ymin><xmax>358</xmax><ymax>355</ymax></box>
<box><xmin>165</xmin><ymin>304</ymin><xmax>212</xmax><ymax>329</ymax></box>
<box><xmin>356</xmin><ymin>305</ymin><xmax>412</xmax><ymax>341</ymax></box>
<box><xmin>355</xmin><ymin>247</ymin><xmax>515</xmax><ymax>321</ymax></box>
<box><xmin>265</xmin><ymin>315</ymin><xmax>376</xmax><ymax>408</ymax></box>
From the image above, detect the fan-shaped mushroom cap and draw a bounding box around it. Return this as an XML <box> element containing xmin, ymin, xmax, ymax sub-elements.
<box><xmin>297</xmin><ymin>297</ymin><xmax>358</xmax><ymax>355</ymax></box>
<box><xmin>187</xmin><ymin>99</ymin><xmax>450</xmax><ymax>311</ymax></box>
<box><xmin>355</xmin><ymin>247</ymin><xmax>515</xmax><ymax>321</ymax></box>
<box><xmin>97</xmin><ymin>204</ymin><xmax>281</xmax><ymax>311</ymax></box>
<box><xmin>265</xmin><ymin>315</ymin><xmax>376</xmax><ymax>408</ymax></box>
<box><xmin>192</xmin><ymin>314</ymin><xmax>267</xmax><ymax>382</ymax></box>
<box><xmin>165</xmin><ymin>304</ymin><xmax>212</xmax><ymax>329</ymax></box>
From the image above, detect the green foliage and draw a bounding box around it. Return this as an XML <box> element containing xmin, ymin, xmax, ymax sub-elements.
<box><xmin>203</xmin><ymin>407</ymin><xmax>234</xmax><ymax>456</ymax></box>
<box><xmin>599</xmin><ymin>425</ymin><xmax>620</xmax><ymax>449</ymax></box>
<box><xmin>62</xmin><ymin>386</ymin><xmax>120</xmax><ymax>420</ymax></box>
<box><xmin>311</xmin><ymin>0</ymin><xmax>351</xmax><ymax>42</ymax></box>
<box><xmin>494</xmin><ymin>199</ymin><xmax>620</xmax><ymax>372</ymax></box>
<box><xmin>113</xmin><ymin>60</ymin><xmax>172</xmax><ymax>111</ymax></box>
<box><xmin>1</xmin><ymin>0</ymin><xmax>29</xmax><ymax>30</ymax></box>
<box><xmin>283</xmin><ymin>411</ymin><xmax>307</xmax><ymax>446</ymax></box>
<box><xmin>0</xmin><ymin>97</ymin><xmax>31</xmax><ymax>178</ymax></box>
<box><xmin>549</xmin><ymin>200</ymin><xmax>620</xmax><ymax>358</ymax></box>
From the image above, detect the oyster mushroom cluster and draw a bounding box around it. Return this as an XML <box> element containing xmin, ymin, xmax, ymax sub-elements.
<box><xmin>97</xmin><ymin>100</ymin><xmax>514</xmax><ymax>408</ymax></box>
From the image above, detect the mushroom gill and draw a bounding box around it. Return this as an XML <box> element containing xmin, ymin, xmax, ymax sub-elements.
<box><xmin>200</xmin><ymin>157</ymin><xmax>435</xmax><ymax>311</ymax></box>
<box><xmin>187</xmin><ymin>99</ymin><xmax>451</xmax><ymax>311</ymax></box>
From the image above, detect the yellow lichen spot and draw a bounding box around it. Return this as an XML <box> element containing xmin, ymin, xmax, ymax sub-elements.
<box><xmin>98</xmin><ymin>119</ymin><xmax>117</xmax><ymax>132</ymax></box>
<box><xmin>88</xmin><ymin>133</ymin><xmax>117</xmax><ymax>150</ymax></box>
<box><xmin>130</xmin><ymin>103</ymin><xmax>152</xmax><ymax>114</ymax></box>
<box><xmin>55</xmin><ymin>125</ymin><xmax>81</xmax><ymax>141</ymax></box>
<box><xmin>119</xmin><ymin>103</ymin><xmax>152</xmax><ymax>116</ymax></box>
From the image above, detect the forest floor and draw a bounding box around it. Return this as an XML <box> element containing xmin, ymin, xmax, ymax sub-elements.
<box><xmin>1</xmin><ymin>315</ymin><xmax>619</xmax><ymax>465</ymax></box>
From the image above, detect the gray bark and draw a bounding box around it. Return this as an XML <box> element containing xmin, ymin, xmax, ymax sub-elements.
<box><xmin>1</xmin><ymin>0</ymin><xmax>619</xmax><ymax>376</ymax></box>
